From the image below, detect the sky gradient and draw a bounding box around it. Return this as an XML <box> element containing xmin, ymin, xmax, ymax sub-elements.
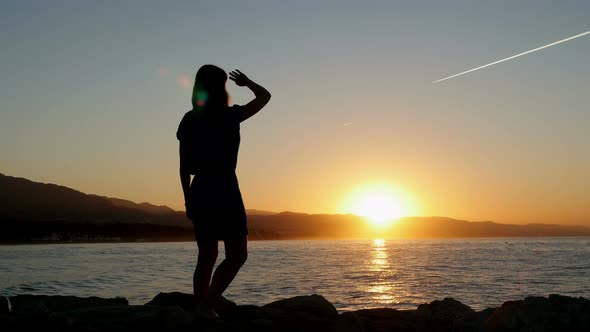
<box><xmin>1</xmin><ymin>1</ymin><xmax>589</xmax><ymax>225</ymax></box>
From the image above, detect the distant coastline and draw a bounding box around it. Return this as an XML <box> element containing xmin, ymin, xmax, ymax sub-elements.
<box><xmin>4</xmin><ymin>235</ymin><xmax>590</xmax><ymax>246</ymax></box>
<box><xmin>2</xmin><ymin>173</ymin><xmax>590</xmax><ymax>244</ymax></box>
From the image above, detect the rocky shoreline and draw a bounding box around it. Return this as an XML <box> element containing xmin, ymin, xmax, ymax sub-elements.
<box><xmin>1</xmin><ymin>292</ymin><xmax>588</xmax><ymax>331</ymax></box>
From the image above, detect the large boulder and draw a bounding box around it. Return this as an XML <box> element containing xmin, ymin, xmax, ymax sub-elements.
<box><xmin>146</xmin><ymin>291</ymin><xmax>237</xmax><ymax>317</ymax></box>
<box><xmin>547</xmin><ymin>294</ymin><xmax>590</xmax><ymax>329</ymax></box>
<box><xmin>207</xmin><ymin>295</ymin><xmax>340</xmax><ymax>332</ymax></box>
<box><xmin>215</xmin><ymin>295</ymin><xmax>239</xmax><ymax>317</ymax></box>
<box><xmin>65</xmin><ymin>304</ymin><xmax>191</xmax><ymax>331</ymax></box>
<box><xmin>0</xmin><ymin>297</ymin><xmax>9</xmax><ymax>315</ymax></box>
<box><xmin>484</xmin><ymin>295</ymin><xmax>590</xmax><ymax>332</ymax></box>
<box><xmin>146</xmin><ymin>292</ymin><xmax>194</xmax><ymax>311</ymax></box>
<box><xmin>516</xmin><ymin>296</ymin><xmax>555</xmax><ymax>331</ymax></box>
<box><xmin>341</xmin><ymin>308</ymin><xmax>416</xmax><ymax>332</ymax></box>
<box><xmin>452</xmin><ymin>307</ymin><xmax>495</xmax><ymax>332</ymax></box>
<box><xmin>330</xmin><ymin>310</ymin><xmax>364</xmax><ymax>332</ymax></box>
<box><xmin>262</xmin><ymin>294</ymin><xmax>338</xmax><ymax>318</ymax></box>
<box><xmin>416</xmin><ymin>297</ymin><xmax>475</xmax><ymax>321</ymax></box>
<box><xmin>9</xmin><ymin>295</ymin><xmax>128</xmax><ymax>315</ymax></box>
<box><xmin>222</xmin><ymin>304</ymin><xmax>268</xmax><ymax>320</ymax></box>
<box><xmin>416</xmin><ymin>297</ymin><xmax>475</xmax><ymax>331</ymax></box>
<box><xmin>1</xmin><ymin>312</ymin><xmax>73</xmax><ymax>332</ymax></box>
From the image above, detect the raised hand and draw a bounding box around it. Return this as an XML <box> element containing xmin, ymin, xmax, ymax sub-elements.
<box><xmin>229</xmin><ymin>70</ymin><xmax>251</xmax><ymax>87</ymax></box>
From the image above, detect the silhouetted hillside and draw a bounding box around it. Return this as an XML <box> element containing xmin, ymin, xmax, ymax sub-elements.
<box><xmin>93</xmin><ymin>196</ymin><xmax>274</xmax><ymax>216</ymax></box>
<box><xmin>96</xmin><ymin>196</ymin><xmax>176</xmax><ymax>215</ymax></box>
<box><xmin>1</xmin><ymin>173</ymin><xmax>589</xmax><ymax>243</ymax></box>
<box><xmin>0</xmin><ymin>173</ymin><xmax>187</xmax><ymax>225</ymax></box>
<box><xmin>244</xmin><ymin>209</ymin><xmax>277</xmax><ymax>216</ymax></box>
<box><xmin>247</xmin><ymin>212</ymin><xmax>369</xmax><ymax>239</ymax></box>
<box><xmin>392</xmin><ymin>217</ymin><xmax>590</xmax><ymax>238</ymax></box>
<box><xmin>0</xmin><ymin>173</ymin><xmax>191</xmax><ymax>242</ymax></box>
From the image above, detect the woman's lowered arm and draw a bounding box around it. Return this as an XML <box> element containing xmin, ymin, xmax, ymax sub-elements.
<box><xmin>179</xmin><ymin>141</ymin><xmax>191</xmax><ymax>205</ymax></box>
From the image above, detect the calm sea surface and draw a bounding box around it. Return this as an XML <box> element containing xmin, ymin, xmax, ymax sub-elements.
<box><xmin>1</xmin><ymin>238</ymin><xmax>589</xmax><ymax>311</ymax></box>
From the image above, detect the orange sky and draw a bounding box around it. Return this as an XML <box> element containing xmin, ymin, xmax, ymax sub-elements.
<box><xmin>2</xmin><ymin>2</ymin><xmax>589</xmax><ymax>226</ymax></box>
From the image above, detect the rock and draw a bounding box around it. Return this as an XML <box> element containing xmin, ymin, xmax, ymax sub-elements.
<box><xmin>193</xmin><ymin>302</ymin><xmax>338</xmax><ymax>332</ymax></box>
<box><xmin>517</xmin><ymin>296</ymin><xmax>554</xmax><ymax>331</ymax></box>
<box><xmin>245</xmin><ymin>318</ymin><xmax>276</xmax><ymax>331</ymax></box>
<box><xmin>343</xmin><ymin>308</ymin><xmax>416</xmax><ymax>332</ymax></box>
<box><xmin>215</xmin><ymin>295</ymin><xmax>238</xmax><ymax>317</ymax></box>
<box><xmin>212</xmin><ymin>296</ymin><xmax>339</xmax><ymax>331</ymax></box>
<box><xmin>224</xmin><ymin>304</ymin><xmax>316</xmax><ymax>330</ymax></box>
<box><xmin>146</xmin><ymin>291</ymin><xmax>237</xmax><ymax>317</ymax></box>
<box><xmin>2</xmin><ymin>312</ymin><xmax>73</xmax><ymax>332</ymax></box>
<box><xmin>0</xmin><ymin>315</ymin><xmax>18</xmax><ymax>331</ymax></box>
<box><xmin>330</xmin><ymin>311</ymin><xmax>364</xmax><ymax>332</ymax></box>
<box><xmin>9</xmin><ymin>295</ymin><xmax>128</xmax><ymax>315</ymax></box>
<box><xmin>417</xmin><ymin>297</ymin><xmax>475</xmax><ymax>321</ymax></box>
<box><xmin>263</xmin><ymin>294</ymin><xmax>338</xmax><ymax>318</ymax></box>
<box><xmin>547</xmin><ymin>294</ymin><xmax>590</xmax><ymax>329</ymax></box>
<box><xmin>65</xmin><ymin>304</ymin><xmax>192</xmax><ymax>331</ymax></box>
<box><xmin>224</xmin><ymin>304</ymin><xmax>268</xmax><ymax>320</ymax></box>
<box><xmin>146</xmin><ymin>291</ymin><xmax>194</xmax><ymax>311</ymax></box>
<box><xmin>1</xmin><ymin>297</ymin><xmax>9</xmax><ymax>315</ymax></box>
<box><xmin>10</xmin><ymin>297</ymin><xmax>49</xmax><ymax>314</ymax></box>
<box><xmin>483</xmin><ymin>295</ymin><xmax>590</xmax><ymax>332</ymax></box>
<box><xmin>5</xmin><ymin>293</ymin><xmax>589</xmax><ymax>332</ymax></box>
<box><xmin>453</xmin><ymin>307</ymin><xmax>495</xmax><ymax>332</ymax></box>
<box><xmin>416</xmin><ymin>297</ymin><xmax>475</xmax><ymax>331</ymax></box>
<box><xmin>484</xmin><ymin>300</ymin><xmax>522</xmax><ymax>332</ymax></box>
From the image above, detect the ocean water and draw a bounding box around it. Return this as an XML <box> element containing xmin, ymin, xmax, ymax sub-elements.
<box><xmin>1</xmin><ymin>238</ymin><xmax>589</xmax><ymax>311</ymax></box>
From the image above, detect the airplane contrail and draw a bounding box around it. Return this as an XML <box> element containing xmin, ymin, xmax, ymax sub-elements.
<box><xmin>433</xmin><ymin>30</ymin><xmax>590</xmax><ymax>84</ymax></box>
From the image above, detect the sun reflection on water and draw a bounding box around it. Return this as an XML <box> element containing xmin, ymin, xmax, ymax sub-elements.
<box><xmin>366</xmin><ymin>239</ymin><xmax>397</xmax><ymax>305</ymax></box>
<box><xmin>370</xmin><ymin>239</ymin><xmax>388</xmax><ymax>271</ymax></box>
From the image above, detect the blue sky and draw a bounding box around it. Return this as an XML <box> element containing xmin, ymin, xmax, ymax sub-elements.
<box><xmin>1</xmin><ymin>1</ymin><xmax>589</xmax><ymax>224</ymax></box>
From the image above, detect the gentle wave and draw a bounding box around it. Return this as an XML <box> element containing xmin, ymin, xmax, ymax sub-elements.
<box><xmin>1</xmin><ymin>238</ymin><xmax>589</xmax><ymax>311</ymax></box>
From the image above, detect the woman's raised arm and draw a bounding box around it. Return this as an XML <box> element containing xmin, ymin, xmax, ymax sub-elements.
<box><xmin>229</xmin><ymin>70</ymin><xmax>271</xmax><ymax>122</ymax></box>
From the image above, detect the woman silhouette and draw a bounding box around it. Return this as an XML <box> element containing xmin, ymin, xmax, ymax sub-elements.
<box><xmin>176</xmin><ymin>65</ymin><xmax>271</xmax><ymax>318</ymax></box>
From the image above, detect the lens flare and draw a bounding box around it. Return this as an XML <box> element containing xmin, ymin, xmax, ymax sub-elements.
<box><xmin>196</xmin><ymin>91</ymin><xmax>208</xmax><ymax>107</ymax></box>
<box><xmin>178</xmin><ymin>74</ymin><xmax>192</xmax><ymax>88</ymax></box>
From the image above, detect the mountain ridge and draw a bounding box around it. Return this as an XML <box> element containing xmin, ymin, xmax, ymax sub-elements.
<box><xmin>1</xmin><ymin>173</ymin><xmax>589</xmax><ymax>242</ymax></box>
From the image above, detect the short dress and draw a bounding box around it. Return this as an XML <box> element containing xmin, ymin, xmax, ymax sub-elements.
<box><xmin>176</xmin><ymin>105</ymin><xmax>248</xmax><ymax>240</ymax></box>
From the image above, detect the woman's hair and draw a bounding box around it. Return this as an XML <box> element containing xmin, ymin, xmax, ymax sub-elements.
<box><xmin>192</xmin><ymin>64</ymin><xmax>229</xmax><ymax>111</ymax></box>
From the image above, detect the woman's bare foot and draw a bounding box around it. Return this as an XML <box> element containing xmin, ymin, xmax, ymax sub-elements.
<box><xmin>193</xmin><ymin>305</ymin><xmax>219</xmax><ymax>320</ymax></box>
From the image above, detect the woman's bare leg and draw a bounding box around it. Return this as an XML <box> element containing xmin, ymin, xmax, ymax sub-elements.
<box><xmin>201</xmin><ymin>236</ymin><xmax>248</xmax><ymax>310</ymax></box>
<box><xmin>193</xmin><ymin>236</ymin><xmax>218</xmax><ymax>307</ymax></box>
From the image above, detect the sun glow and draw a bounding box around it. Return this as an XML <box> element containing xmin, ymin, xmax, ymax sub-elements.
<box><xmin>340</xmin><ymin>183</ymin><xmax>419</xmax><ymax>228</ymax></box>
<box><xmin>353</xmin><ymin>194</ymin><xmax>403</xmax><ymax>226</ymax></box>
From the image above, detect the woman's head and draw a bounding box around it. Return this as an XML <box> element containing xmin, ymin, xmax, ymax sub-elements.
<box><xmin>192</xmin><ymin>64</ymin><xmax>229</xmax><ymax>110</ymax></box>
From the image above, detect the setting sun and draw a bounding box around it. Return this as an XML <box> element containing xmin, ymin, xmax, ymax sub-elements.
<box><xmin>353</xmin><ymin>194</ymin><xmax>403</xmax><ymax>227</ymax></box>
<box><xmin>340</xmin><ymin>183</ymin><xmax>420</xmax><ymax>228</ymax></box>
